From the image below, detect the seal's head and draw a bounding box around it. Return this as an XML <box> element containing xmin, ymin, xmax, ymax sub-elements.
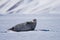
<box><xmin>26</xmin><ymin>19</ymin><xmax>37</xmax><ymax>24</ymax></box>
<box><xmin>33</xmin><ymin>19</ymin><xmax>37</xmax><ymax>22</ymax></box>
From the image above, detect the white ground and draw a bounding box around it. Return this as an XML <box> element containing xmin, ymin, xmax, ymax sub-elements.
<box><xmin>0</xmin><ymin>14</ymin><xmax>60</xmax><ymax>40</ymax></box>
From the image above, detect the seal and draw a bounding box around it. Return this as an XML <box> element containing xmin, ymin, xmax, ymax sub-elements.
<box><xmin>8</xmin><ymin>19</ymin><xmax>37</xmax><ymax>32</ymax></box>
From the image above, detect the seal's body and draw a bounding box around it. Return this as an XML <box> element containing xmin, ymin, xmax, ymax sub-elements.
<box><xmin>8</xmin><ymin>19</ymin><xmax>37</xmax><ymax>32</ymax></box>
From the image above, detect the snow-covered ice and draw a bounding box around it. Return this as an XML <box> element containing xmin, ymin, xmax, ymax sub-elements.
<box><xmin>0</xmin><ymin>31</ymin><xmax>60</xmax><ymax>40</ymax></box>
<box><xmin>0</xmin><ymin>14</ymin><xmax>60</xmax><ymax>40</ymax></box>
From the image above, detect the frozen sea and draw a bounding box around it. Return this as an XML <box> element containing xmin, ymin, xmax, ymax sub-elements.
<box><xmin>0</xmin><ymin>14</ymin><xmax>60</xmax><ymax>40</ymax></box>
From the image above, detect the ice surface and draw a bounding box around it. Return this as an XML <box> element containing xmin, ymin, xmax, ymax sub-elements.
<box><xmin>0</xmin><ymin>14</ymin><xmax>60</xmax><ymax>40</ymax></box>
<box><xmin>0</xmin><ymin>31</ymin><xmax>60</xmax><ymax>40</ymax></box>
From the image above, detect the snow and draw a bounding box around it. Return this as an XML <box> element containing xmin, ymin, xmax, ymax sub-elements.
<box><xmin>0</xmin><ymin>31</ymin><xmax>60</xmax><ymax>40</ymax></box>
<box><xmin>0</xmin><ymin>14</ymin><xmax>60</xmax><ymax>40</ymax></box>
<box><xmin>0</xmin><ymin>0</ymin><xmax>60</xmax><ymax>40</ymax></box>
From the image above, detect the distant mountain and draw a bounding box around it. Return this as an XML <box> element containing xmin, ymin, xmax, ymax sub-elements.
<box><xmin>0</xmin><ymin>0</ymin><xmax>60</xmax><ymax>15</ymax></box>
